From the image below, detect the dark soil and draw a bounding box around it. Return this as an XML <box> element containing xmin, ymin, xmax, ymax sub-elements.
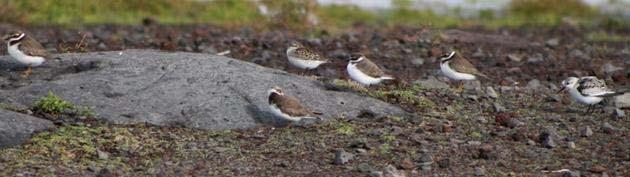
<box><xmin>0</xmin><ymin>24</ymin><xmax>629</xmax><ymax>176</ymax></box>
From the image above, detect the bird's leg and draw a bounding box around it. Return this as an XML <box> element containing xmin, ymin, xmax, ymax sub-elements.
<box><xmin>586</xmin><ymin>105</ymin><xmax>592</xmax><ymax>114</ymax></box>
<box><xmin>21</xmin><ymin>66</ymin><xmax>33</xmax><ymax>79</ymax></box>
<box><xmin>455</xmin><ymin>81</ymin><xmax>465</xmax><ymax>93</ymax></box>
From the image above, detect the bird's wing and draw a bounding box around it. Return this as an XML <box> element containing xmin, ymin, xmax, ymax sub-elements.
<box><xmin>577</xmin><ymin>77</ymin><xmax>617</xmax><ymax>96</ymax></box>
<box><xmin>357</xmin><ymin>58</ymin><xmax>386</xmax><ymax>78</ymax></box>
<box><xmin>19</xmin><ymin>36</ymin><xmax>50</xmax><ymax>58</ymax></box>
<box><xmin>273</xmin><ymin>95</ymin><xmax>312</xmax><ymax>117</ymax></box>
<box><xmin>290</xmin><ymin>47</ymin><xmax>326</xmax><ymax>61</ymax></box>
<box><xmin>451</xmin><ymin>57</ymin><xmax>487</xmax><ymax>77</ymax></box>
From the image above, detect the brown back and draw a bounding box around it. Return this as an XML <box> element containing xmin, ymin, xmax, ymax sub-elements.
<box><xmin>356</xmin><ymin>57</ymin><xmax>386</xmax><ymax>78</ymax></box>
<box><xmin>269</xmin><ymin>93</ymin><xmax>312</xmax><ymax>117</ymax></box>
<box><xmin>19</xmin><ymin>35</ymin><xmax>50</xmax><ymax>58</ymax></box>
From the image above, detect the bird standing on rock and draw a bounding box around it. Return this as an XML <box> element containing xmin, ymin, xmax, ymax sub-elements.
<box><xmin>268</xmin><ymin>86</ymin><xmax>322</xmax><ymax>124</ymax></box>
<box><xmin>4</xmin><ymin>31</ymin><xmax>50</xmax><ymax>78</ymax></box>
<box><xmin>439</xmin><ymin>51</ymin><xmax>488</xmax><ymax>90</ymax></box>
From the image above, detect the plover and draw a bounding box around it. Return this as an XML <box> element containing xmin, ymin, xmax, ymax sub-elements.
<box><xmin>286</xmin><ymin>41</ymin><xmax>329</xmax><ymax>75</ymax></box>
<box><xmin>268</xmin><ymin>86</ymin><xmax>321</xmax><ymax>122</ymax></box>
<box><xmin>4</xmin><ymin>31</ymin><xmax>49</xmax><ymax>78</ymax></box>
<box><xmin>558</xmin><ymin>76</ymin><xmax>623</xmax><ymax>113</ymax></box>
<box><xmin>439</xmin><ymin>51</ymin><xmax>488</xmax><ymax>89</ymax></box>
<box><xmin>347</xmin><ymin>54</ymin><xmax>394</xmax><ymax>86</ymax></box>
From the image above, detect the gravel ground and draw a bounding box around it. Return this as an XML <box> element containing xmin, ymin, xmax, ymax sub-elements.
<box><xmin>0</xmin><ymin>24</ymin><xmax>628</xmax><ymax>176</ymax></box>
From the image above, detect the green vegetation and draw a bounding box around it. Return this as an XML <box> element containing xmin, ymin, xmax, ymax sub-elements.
<box><xmin>1</xmin><ymin>0</ymin><xmax>628</xmax><ymax>30</ymax></box>
<box><xmin>33</xmin><ymin>91</ymin><xmax>74</xmax><ymax>114</ymax></box>
<box><xmin>369</xmin><ymin>84</ymin><xmax>436</xmax><ymax>109</ymax></box>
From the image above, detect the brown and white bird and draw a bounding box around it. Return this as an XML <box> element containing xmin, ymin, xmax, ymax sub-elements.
<box><xmin>346</xmin><ymin>54</ymin><xmax>394</xmax><ymax>86</ymax></box>
<box><xmin>439</xmin><ymin>51</ymin><xmax>487</xmax><ymax>81</ymax></box>
<box><xmin>286</xmin><ymin>41</ymin><xmax>329</xmax><ymax>75</ymax></box>
<box><xmin>268</xmin><ymin>86</ymin><xmax>321</xmax><ymax>122</ymax></box>
<box><xmin>558</xmin><ymin>76</ymin><xmax>624</xmax><ymax>113</ymax></box>
<box><xmin>4</xmin><ymin>31</ymin><xmax>49</xmax><ymax>78</ymax></box>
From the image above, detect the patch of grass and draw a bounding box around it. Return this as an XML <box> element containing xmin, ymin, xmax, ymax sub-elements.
<box><xmin>380</xmin><ymin>134</ymin><xmax>396</xmax><ymax>142</ymax></box>
<box><xmin>368</xmin><ymin>84</ymin><xmax>436</xmax><ymax>109</ymax></box>
<box><xmin>335</xmin><ymin>121</ymin><xmax>355</xmax><ymax>136</ymax></box>
<box><xmin>33</xmin><ymin>91</ymin><xmax>74</xmax><ymax>114</ymax></box>
<box><xmin>378</xmin><ymin>143</ymin><xmax>392</xmax><ymax>155</ymax></box>
<box><xmin>330</xmin><ymin>79</ymin><xmax>368</xmax><ymax>93</ymax></box>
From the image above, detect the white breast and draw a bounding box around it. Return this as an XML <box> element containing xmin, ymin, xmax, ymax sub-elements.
<box><xmin>7</xmin><ymin>44</ymin><xmax>46</xmax><ymax>66</ymax></box>
<box><xmin>568</xmin><ymin>88</ymin><xmax>604</xmax><ymax>105</ymax></box>
<box><xmin>440</xmin><ymin>61</ymin><xmax>476</xmax><ymax>81</ymax></box>
<box><xmin>347</xmin><ymin>64</ymin><xmax>388</xmax><ymax>86</ymax></box>
<box><xmin>287</xmin><ymin>56</ymin><xmax>327</xmax><ymax>69</ymax></box>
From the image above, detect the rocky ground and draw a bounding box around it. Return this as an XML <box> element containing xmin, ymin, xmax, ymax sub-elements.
<box><xmin>0</xmin><ymin>24</ymin><xmax>628</xmax><ymax>176</ymax></box>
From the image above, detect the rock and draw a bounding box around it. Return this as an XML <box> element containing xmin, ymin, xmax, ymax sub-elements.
<box><xmin>527</xmin><ymin>139</ymin><xmax>536</xmax><ymax>146</ymax></box>
<box><xmin>399</xmin><ymin>158</ymin><xmax>415</xmax><ymax>170</ymax></box>
<box><xmin>333</xmin><ymin>148</ymin><xmax>353</xmax><ymax>165</ymax></box>
<box><xmin>525</xmin><ymin>79</ymin><xmax>542</xmax><ymax>89</ymax></box>
<box><xmin>614</xmin><ymin>93</ymin><xmax>630</xmax><ymax>108</ymax></box>
<box><xmin>474</xmin><ymin>167</ymin><xmax>485</xmax><ymax>176</ymax></box>
<box><xmin>526</xmin><ymin>53</ymin><xmax>544</xmax><ymax>63</ymax></box>
<box><xmin>601</xmin><ymin>122</ymin><xmax>616</xmax><ymax>134</ymax></box>
<box><xmin>581</xmin><ymin>126</ymin><xmax>593</xmax><ymax>137</ymax></box>
<box><xmin>601</xmin><ymin>62</ymin><xmax>623</xmax><ymax>74</ymax></box>
<box><xmin>569</xmin><ymin>49</ymin><xmax>590</xmax><ymax>60</ymax></box>
<box><xmin>418</xmin><ymin>153</ymin><xmax>433</xmax><ymax>164</ymax></box>
<box><xmin>614</xmin><ymin>108</ymin><xmax>625</xmax><ymax>119</ymax></box>
<box><xmin>383</xmin><ymin>165</ymin><xmax>405</xmax><ymax>177</ymax></box>
<box><xmin>507</xmin><ymin>54</ymin><xmax>522</xmax><ymax>62</ymax></box>
<box><xmin>561</xmin><ymin>170</ymin><xmax>580</xmax><ymax>177</ymax></box>
<box><xmin>545</xmin><ymin>38</ymin><xmax>559</xmax><ymax>47</ymax></box>
<box><xmin>370</xmin><ymin>171</ymin><xmax>384</xmax><ymax>177</ymax></box>
<box><xmin>589</xmin><ymin>165</ymin><xmax>606</xmax><ymax>173</ymax></box>
<box><xmin>485</xmin><ymin>87</ymin><xmax>498</xmax><ymax>99</ymax></box>
<box><xmin>437</xmin><ymin>158</ymin><xmax>450</xmax><ymax>168</ymax></box>
<box><xmin>493</xmin><ymin>103</ymin><xmax>507</xmax><ymax>113</ymax></box>
<box><xmin>413</xmin><ymin>77</ymin><xmax>450</xmax><ymax>89</ymax></box>
<box><xmin>0</xmin><ymin>109</ymin><xmax>55</xmax><ymax>148</ymax></box>
<box><xmin>539</xmin><ymin>131</ymin><xmax>557</xmax><ymax>148</ymax></box>
<box><xmin>0</xmin><ymin>50</ymin><xmax>409</xmax><ymax>130</ymax></box>
<box><xmin>355</xmin><ymin>148</ymin><xmax>367</xmax><ymax>154</ymax></box>
<box><xmin>567</xmin><ymin>141</ymin><xmax>576</xmax><ymax>149</ymax></box>
<box><xmin>505</xmin><ymin>118</ymin><xmax>524</xmax><ymax>128</ymax></box>
<box><xmin>410</xmin><ymin>58</ymin><xmax>424</xmax><ymax>67</ymax></box>
<box><xmin>478</xmin><ymin>144</ymin><xmax>497</xmax><ymax>160</ymax></box>
<box><xmin>97</xmin><ymin>150</ymin><xmax>109</xmax><ymax>160</ymax></box>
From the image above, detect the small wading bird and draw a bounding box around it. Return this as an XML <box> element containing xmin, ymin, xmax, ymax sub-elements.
<box><xmin>268</xmin><ymin>86</ymin><xmax>322</xmax><ymax>124</ymax></box>
<box><xmin>346</xmin><ymin>54</ymin><xmax>394</xmax><ymax>86</ymax></box>
<box><xmin>4</xmin><ymin>31</ymin><xmax>50</xmax><ymax>78</ymax></box>
<box><xmin>558</xmin><ymin>76</ymin><xmax>624</xmax><ymax>113</ymax></box>
<box><xmin>439</xmin><ymin>51</ymin><xmax>488</xmax><ymax>90</ymax></box>
<box><xmin>286</xmin><ymin>41</ymin><xmax>329</xmax><ymax>75</ymax></box>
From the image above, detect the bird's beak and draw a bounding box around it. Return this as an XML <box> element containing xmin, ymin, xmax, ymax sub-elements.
<box><xmin>557</xmin><ymin>86</ymin><xmax>566</xmax><ymax>93</ymax></box>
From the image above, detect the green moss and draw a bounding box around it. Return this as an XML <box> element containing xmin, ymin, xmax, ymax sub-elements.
<box><xmin>378</xmin><ymin>143</ymin><xmax>392</xmax><ymax>155</ymax></box>
<box><xmin>33</xmin><ymin>91</ymin><xmax>74</xmax><ymax>114</ymax></box>
<box><xmin>335</xmin><ymin>122</ymin><xmax>355</xmax><ymax>136</ymax></box>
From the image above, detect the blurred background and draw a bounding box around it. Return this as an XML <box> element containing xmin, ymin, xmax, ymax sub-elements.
<box><xmin>1</xmin><ymin>0</ymin><xmax>629</xmax><ymax>30</ymax></box>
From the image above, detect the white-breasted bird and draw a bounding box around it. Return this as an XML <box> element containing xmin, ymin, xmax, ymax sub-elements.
<box><xmin>4</xmin><ymin>31</ymin><xmax>49</xmax><ymax>78</ymax></box>
<box><xmin>346</xmin><ymin>54</ymin><xmax>394</xmax><ymax>86</ymax></box>
<box><xmin>558</xmin><ymin>76</ymin><xmax>624</xmax><ymax>113</ymax></box>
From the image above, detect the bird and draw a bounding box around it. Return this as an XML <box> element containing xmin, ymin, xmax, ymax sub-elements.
<box><xmin>286</xmin><ymin>41</ymin><xmax>329</xmax><ymax>75</ymax></box>
<box><xmin>439</xmin><ymin>51</ymin><xmax>488</xmax><ymax>90</ymax></box>
<box><xmin>4</xmin><ymin>31</ymin><xmax>50</xmax><ymax>78</ymax></box>
<box><xmin>558</xmin><ymin>76</ymin><xmax>624</xmax><ymax>113</ymax></box>
<box><xmin>346</xmin><ymin>54</ymin><xmax>394</xmax><ymax>86</ymax></box>
<box><xmin>268</xmin><ymin>86</ymin><xmax>321</xmax><ymax>123</ymax></box>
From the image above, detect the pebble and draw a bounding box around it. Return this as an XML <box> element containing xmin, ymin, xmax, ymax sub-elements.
<box><xmin>97</xmin><ymin>150</ymin><xmax>109</xmax><ymax>160</ymax></box>
<box><xmin>601</xmin><ymin>122</ymin><xmax>616</xmax><ymax>134</ymax></box>
<box><xmin>614</xmin><ymin>108</ymin><xmax>625</xmax><ymax>119</ymax></box>
<box><xmin>562</xmin><ymin>170</ymin><xmax>580</xmax><ymax>177</ymax></box>
<box><xmin>527</xmin><ymin>53</ymin><xmax>544</xmax><ymax>63</ymax></box>
<box><xmin>399</xmin><ymin>158</ymin><xmax>415</xmax><ymax>170</ymax></box>
<box><xmin>478</xmin><ymin>144</ymin><xmax>497</xmax><ymax>160</ymax></box>
<box><xmin>370</xmin><ymin>171</ymin><xmax>384</xmax><ymax>177</ymax></box>
<box><xmin>384</xmin><ymin>165</ymin><xmax>406</xmax><ymax>177</ymax></box>
<box><xmin>527</xmin><ymin>139</ymin><xmax>536</xmax><ymax>146</ymax></box>
<box><xmin>581</xmin><ymin>126</ymin><xmax>593</xmax><ymax>137</ymax></box>
<box><xmin>411</xmin><ymin>58</ymin><xmax>424</xmax><ymax>67</ymax></box>
<box><xmin>525</xmin><ymin>79</ymin><xmax>542</xmax><ymax>89</ymax></box>
<box><xmin>474</xmin><ymin>167</ymin><xmax>485</xmax><ymax>176</ymax></box>
<box><xmin>493</xmin><ymin>103</ymin><xmax>507</xmax><ymax>113</ymax></box>
<box><xmin>545</xmin><ymin>38</ymin><xmax>560</xmax><ymax>47</ymax></box>
<box><xmin>355</xmin><ymin>148</ymin><xmax>368</xmax><ymax>154</ymax></box>
<box><xmin>437</xmin><ymin>159</ymin><xmax>450</xmax><ymax>168</ymax></box>
<box><xmin>485</xmin><ymin>87</ymin><xmax>498</xmax><ymax>99</ymax></box>
<box><xmin>569</xmin><ymin>49</ymin><xmax>590</xmax><ymax>60</ymax></box>
<box><xmin>333</xmin><ymin>148</ymin><xmax>353</xmax><ymax>165</ymax></box>
<box><xmin>507</xmin><ymin>54</ymin><xmax>522</xmax><ymax>62</ymax></box>
<box><xmin>539</xmin><ymin>132</ymin><xmax>557</xmax><ymax>148</ymax></box>
<box><xmin>567</xmin><ymin>141</ymin><xmax>576</xmax><ymax>149</ymax></box>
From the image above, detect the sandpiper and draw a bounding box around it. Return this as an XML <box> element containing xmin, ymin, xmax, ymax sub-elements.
<box><xmin>346</xmin><ymin>54</ymin><xmax>394</xmax><ymax>86</ymax></box>
<box><xmin>558</xmin><ymin>76</ymin><xmax>624</xmax><ymax>113</ymax></box>
<box><xmin>439</xmin><ymin>51</ymin><xmax>487</xmax><ymax>89</ymax></box>
<box><xmin>286</xmin><ymin>41</ymin><xmax>329</xmax><ymax>75</ymax></box>
<box><xmin>4</xmin><ymin>31</ymin><xmax>49</xmax><ymax>78</ymax></box>
<box><xmin>268</xmin><ymin>86</ymin><xmax>321</xmax><ymax>122</ymax></box>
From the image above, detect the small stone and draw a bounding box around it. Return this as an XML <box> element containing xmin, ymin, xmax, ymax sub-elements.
<box><xmin>370</xmin><ymin>171</ymin><xmax>384</xmax><ymax>177</ymax></box>
<box><xmin>357</xmin><ymin>163</ymin><xmax>373</xmax><ymax>173</ymax></box>
<box><xmin>561</xmin><ymin>170</ymin><xmax>580</xmax><ymax>177</ymax></box>
<box><xmin>506</xmin><ymin>118</ymin><xmax>524</xmax><ymax>128</ymax></box>
<box><xmin>97</xmin><ymin>150</ymin><xmax>109</xmax><ymax>160</ymax></box>
<box><xmin>601</xmin><ymin>122</ymin><xmax>616</xmax><ymax>134</ymax></box>
<box><xmin>601</xmin><ymin>62</ymin><xmax>623</xmax><ymax>74</ymax></box>
<box><xmin>539</xmin><ymin>131</ymin><xmax>557</xmax><ymax>149</ymax></box>
<box><xmin>478</xmin><ymin>144</ymin><xmax>496</xmax><ymax>160</ymax></box>
<box><xmin>545</xmin><ymin>38</ymin><xmax>560</xmax><ymax>47</ymax></box>
<box><xmin>437</xmin><ymin>159</ymin><xmax>450</xmax><ymax>168</ymax></box>
<box><xmin>493</xmin><ymin>103</ymin><xmax>507</xmax><ymax>113</ymax></box>
<box><xmin>567</xmin><ymin>141</ymin><xmax>576</xmax><ymax>149</ymax></box>
<box><xmin>527</xmin><ymin>139</ymin><xmax>536</xmax><ymax>146</ymax></box>
<box><xmin>614</xmin><ymin>108</ymin><xmax>625</xmax><ymax>119</ymax></box>
<box><xmin>410</xmin><ymin>58</ymin><xmax>424</xmax><ymax>67</ymax></box>
<box><xmin>467</xmin><ymin>141</ymin><xmax>481</xmax><ymax>146</ymax></box>
<box><xmin>418</xmin><ymin>153</ymin><xmax>433</xmax><ymax>163</ymax></box>
<box><xmin>474</xmin><ymin>167</ymin><xmax>485</xmax><ymax>176</ymax></box>
<box><xmin>580</xmin><ymin>126</ymin><xmax>593</xmax><ymax>137</ymax></box>
<box><xmin>485</xmin><ymin>87</ymin><xmax>498</xmax><ymax>99</ymax></box>
<box><xmin>334</xmin><ymin>148</ymin><xmax>353</xmax><ymax>165</ymax></box>
<box><xmin>383</xmin><ymin>165</ymin><xmax>405</xmax><ymax>177</ymax></box>
<box><xmin>569</xmin><ymin>49</ymin><xmax>590</xmax><ymax>60</ymax></box>
<box><xmin>525</xmin><ymin>79</ymin><xmax>542</xmax><ymax>89</ymax></box>
<box><xmin>355</xmin><ymin>148</ymin><xmax>368</xmax><ymax>154</ymax></box>
<box><xmin>507</xmin><ymin>54</ymin><xmax>522</xmax><ymax>62</ymax></box>
<box><xmin>527</xmin><ymin>53</ymin><xmax>544</xmax><ymax>63</ymax></box>
<box><xmin>463</xmin><ymin>94</ymin><xmax>479</xmax><ymax>102</ymax></box>
<box><xmin>589</xmin><ymin>165</ymin><xmax>606</xmax><ymax>173</ymax></box>
<box><xmin>399</xmin><ymin>158</ymin><xmax>415</xmax><ymax>170</ymax></box>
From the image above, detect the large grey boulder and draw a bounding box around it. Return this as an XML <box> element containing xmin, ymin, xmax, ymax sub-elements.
<box><xmin>0</xmin><ymin>109</ymin><xmax>54</xmax><ymax>148</ymax></box>
<box><xmin>0</xmin><ymin>50</ymin><xmax>410</xmax><ymax>130</ymax></box>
